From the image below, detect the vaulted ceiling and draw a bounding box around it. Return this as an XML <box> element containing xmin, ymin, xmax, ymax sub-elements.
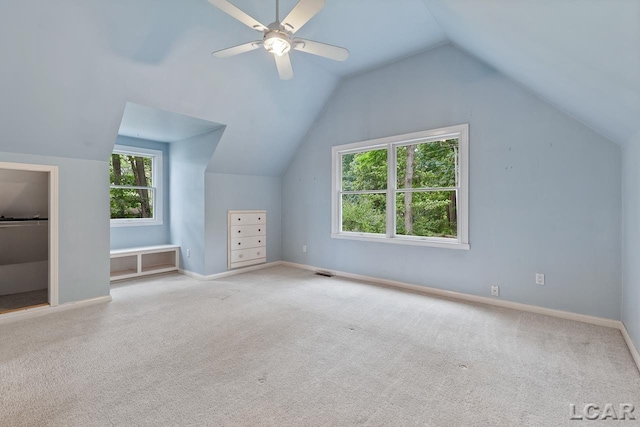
<box><xmin>0</xmin><ymin>0</ymin><xmax>638</xmax><ymax>177</ymax></box>
<box><xmin>421</xmin><ymin>0</ymin><xmax>640</xmax><ymax>146</ymax></box>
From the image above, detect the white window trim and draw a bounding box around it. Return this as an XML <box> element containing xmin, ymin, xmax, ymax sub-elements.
<box><xmin>331</xmin><ymin>124</ymin><xmax>469</xmax><ymax>250</ymax></box>
<box><xmin>110</xmin><ymin>145</ymin><xmax>163</xmax><ymax>227</ymax></box>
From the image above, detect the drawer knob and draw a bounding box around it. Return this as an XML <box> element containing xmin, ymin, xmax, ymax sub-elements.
<box><xmin>237</xmin><ymin>218</ymin><xmax>241</xmax><ymax>221</ymax></box>
<box><xmin>258</xmin><ymin>229</ymin><xmax>261</xmax><ymax>232</ymax></box>
<box><xmin>258</xmin><ymin>240</ymin><xmax>261</xmax><ymax>243</ymax></box>
<box><xmin>258</xmin><ymin>217</ymin><xmax>261</xmax><ymax>220</ymax></box>
<box><xmin>237</xmin><ymin>230</ymin><xmax>241</xmax><ymax>234</ymax></box>
<box><xmin>239</xmin><ymin>254</ymin><xmax>243</xmax><ymax>258</ymax></box>
<box><xmin>238</xmin><ymin>242</ymin><xmax>241</xmax><ymax>246</ymax></box>
<box><xmin>257</xmin><ymin>252</ymin><xmax>261</xmax><ymax>256</ymax></box>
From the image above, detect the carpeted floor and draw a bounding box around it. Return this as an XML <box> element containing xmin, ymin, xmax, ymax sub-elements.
<box><xmin>0</xmin><ymin>265</ymin><xmax>638</xmax><ymax>426</ymax></box>
<box><xmin>0</xmin><ymin>289</ymin><xmax>48</xmax><ymax>314</ymax></box>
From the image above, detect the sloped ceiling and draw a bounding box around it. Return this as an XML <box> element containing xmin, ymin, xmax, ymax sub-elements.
<box><xmin>0</xmin><ymin>0</ymin><xmax>637</xmax><ymax>177</ymax></box>
<box><xmin>278</xmin><ymin>0</ymin><xmax>447</xmax><ymax>76</ymax></box>
<box><xmin>421</xmin><ymin>0</ymin><xmax>640</xmax><ymax>145</ymax></box>
<box><xmin>118</xmin><ymin>103</ymin><xmax>224</xmax><ymax>142</ymax></box>
<box><xmin>0</xmin><ymin>0</ymin><xmax>447</xmax><ymax>176</ymax></box>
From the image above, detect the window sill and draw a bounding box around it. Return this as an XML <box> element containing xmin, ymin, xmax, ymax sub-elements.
<box><xmin>110</xmin><ymin>220</ymin><xmax>163</xmax><ymax>228</ymax></box>
<box><xmin>331</xmin><ymin>233</ymin><xmax>470</xmax><ymax>250</ymax></box>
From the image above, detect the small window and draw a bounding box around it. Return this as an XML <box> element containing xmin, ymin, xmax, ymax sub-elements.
<box><xmin>110</xmin><ymin>145</ymin><xmax>163</xmax><ymax>227</ymax></box>
<box><xmin>332</xmin><ymin>124</ymin><xmax>469</xmax><ymax>250</ymax></box>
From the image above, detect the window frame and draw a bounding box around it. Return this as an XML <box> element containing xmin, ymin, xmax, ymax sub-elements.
<box><xmin>331</xmin><ymin>124</ymin><xmax>469</xmax><ymax>250</ymax></box>
<box><xmin>110</xmin><ymin>145</ymin><xmax>163</xmax><ymax>227</ymax></box>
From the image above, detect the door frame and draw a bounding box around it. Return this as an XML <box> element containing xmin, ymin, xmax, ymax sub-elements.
<box><xmin>0</xmin><ymin>162</ymin><xmax>59</xmax><ymax>307</ymax></box>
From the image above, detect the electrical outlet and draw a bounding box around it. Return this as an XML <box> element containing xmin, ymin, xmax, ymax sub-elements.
<box><xmin>302</xmin><ymin>245</ymin><xmax>307</xmax><ymax>253</ymax></box>
<box><xmin>536</xmin><ymin>273</ymin><xmax>545</xmax><ymax>286</ymax></box>
<box><xmin>491</xmin><ymin>285</ymin><xmax>500</xmax><ymax>297</ymax></box>
<box><xmin>187</xmin><ymin>249</ymin><xmax>191</xmax><ymax>258</ymax></box>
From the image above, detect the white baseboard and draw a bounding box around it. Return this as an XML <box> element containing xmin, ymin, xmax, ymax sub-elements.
<box><xmin>179</xmin><ymin>269</ymin><xmax>207</xmax><ymax>280</ymax></box>
<box><xmin>0</xmin><ymin>295</ymin><xmax>112</xmax><ymax>325</ymax></box>
<box><xmin>2</xmin><ymin>261</ymin><xmax>637</xmax><ymax>373</ymax></box>
<box><xmin>280</xmin><ymin>261</ymin><xmax>619</xmax><ymax>328</ymax></box>
<box><xmin>280</xmin><ymin>261</ymin><xmax>640</xmax><ymax>373</ymax></box>
<box><xmin>620</xmin><ymin>322</ymin><xmax>640</xmax><ymax>373</ymax></box>
<box><xmin>180</xmin><ymin>261</ymin><xmax>284</xmax><ymax>281</ymax></box>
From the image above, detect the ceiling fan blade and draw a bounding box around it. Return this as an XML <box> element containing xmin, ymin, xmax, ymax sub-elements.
<box><xmin>211</xmin><ymin>41</ymin><xmax>262</xmax><ymax>58</ymax></box>
<box><xmin>207</xmin><ymin>0</ymin><xmax>268</xmax><ymax>32</ymax></box>
<box><xmin>293</xmin><ymin>39</ymin><xmax>349</xmax><ymax>62</ymax></box>
<box><xmin>282</xmin><ymin>0</ymin><xmax>325</xmax><ymax>34</ymax></box>
<box><xmin>274</xmin><ymin>53</ymin><xmax>294</xmax><ymax>80</ymax></box>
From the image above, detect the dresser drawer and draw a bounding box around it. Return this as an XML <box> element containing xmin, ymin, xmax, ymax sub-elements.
<box><xmin>230</xmin><ymin>258</ymin><xmax>266</xmax><ymax>269</ymax></box>
<box><xmin>229</xmin><ymin>212</ymin><xmax>266</xmax><ymax>225</ymax></box>
<box><xmin>231</xmin><ymin>235</ymin><xmax>265</xmax><ymax>250</ymax></box>
<box><xmin>230</xmin><ymin>247</ymin><xmax>266</xmax><ymax>263</ymax></box>
<box><xmin>230</xmin><ymin>224</ymin><xmax>266</xmax><ymax>238</ymax></box>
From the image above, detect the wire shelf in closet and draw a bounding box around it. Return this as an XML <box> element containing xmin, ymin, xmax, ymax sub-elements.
<box><xmin>0</xmin><ymin>218</ymin><xmax>48</xmax><ymax>228</ymax></box>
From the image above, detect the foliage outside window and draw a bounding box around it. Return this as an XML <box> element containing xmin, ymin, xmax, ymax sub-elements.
<box><xmin>110</xmin><ymin>145</ymin><xmax>163</xmax><ymax>226</ymax></box>
<box><xmin>332</xmin><ymin>125</ymin><xmax>469</xmax><ymax>249</ymax></box>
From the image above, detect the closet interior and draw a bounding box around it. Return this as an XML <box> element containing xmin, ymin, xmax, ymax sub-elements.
<box><xmin>0</xmin><ymin>168</ymin><xmax>49</xmax><ymax>314</ymax></box>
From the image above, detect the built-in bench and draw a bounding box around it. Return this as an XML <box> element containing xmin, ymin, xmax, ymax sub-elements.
<box><xmin>110</xmin><ymin>244</ymin><xmax>180</xmax><ymax>282</ymax></box>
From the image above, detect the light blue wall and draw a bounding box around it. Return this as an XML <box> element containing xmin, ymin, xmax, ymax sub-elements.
<box><xmin>0</xmin><ymin>151</ymin><xmax>110</xmax><ymax>304</ymax></box>
<box><xmin>169</xmin><ymin>129</ymin><xmax>223</xmax><ymax>275</ymax></box>
<box><xmin>622</xmin><ymin>131</ymin><xmax>640</xmax><ymax>350</ymax></box>
<box><xmin>204</xmin><ymin>173</ymin><xmax>282</xmax><ymax>276</ymax></box>
<box><xmin>109</xmin><ymin>136</ymin><xmax>170</xmax><ymax>249</ymax></box>
<box><xmin>282</xmin><ymin>45</ymin><xmax>622</xmax><ymax>320</ymax></box>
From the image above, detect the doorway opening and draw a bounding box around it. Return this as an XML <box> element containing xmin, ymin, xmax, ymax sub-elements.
<box><xmin>0</xmin><ymin>162</ymin><xmax>58</xmax><ymax>314</ymax></box>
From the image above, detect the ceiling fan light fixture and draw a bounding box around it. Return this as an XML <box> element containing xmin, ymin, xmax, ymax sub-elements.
<box><xmin>209</xmin><ymin>0</ymin><xmax>349</xmax><ymax>80</ymax></box>
<box><xmin>263</xmin><ymin>31</ymin><xmax>291</xmax><ymax>56</ymax></box>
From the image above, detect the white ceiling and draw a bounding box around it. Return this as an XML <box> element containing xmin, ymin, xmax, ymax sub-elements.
<box><xmin>0</xmin><ymin>0</ymin><xmax>638</xmax><ymax>177</ymax></box>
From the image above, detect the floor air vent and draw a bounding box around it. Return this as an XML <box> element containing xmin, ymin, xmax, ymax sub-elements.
<box><xmin>315</xmin><ymin>271</ymin><xmax>335</xmax><ymax>278</ymax></box>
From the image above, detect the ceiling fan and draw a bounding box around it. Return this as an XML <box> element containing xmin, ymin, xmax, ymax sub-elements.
<box><xmin>208</xmin><ymin>0</ymin><xmax>349</xmax><ymax>80</ymax></box>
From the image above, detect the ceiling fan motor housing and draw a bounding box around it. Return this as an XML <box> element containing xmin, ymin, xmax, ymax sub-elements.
<box><xmin>263</xmin><ymin>24</ymin><xmax>293</xmax><ymax>56</ymax></box>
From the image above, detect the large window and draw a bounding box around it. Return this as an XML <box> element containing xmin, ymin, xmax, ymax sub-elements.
<box><xmin>331</xmin><ymin>124</ymin><xmax>468</xmax><ymax>249</ymax></box>
<box><xmin>110</xmin><ymin>145</ymin><xmax>163</xmax><ymax>227</ymax></box>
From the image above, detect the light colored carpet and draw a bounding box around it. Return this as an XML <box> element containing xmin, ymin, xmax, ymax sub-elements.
<box><xmin>0</xmin><ymin>265</ymin><xmax>638</xmax><ymax>426</ymax></box>
<box><xmin>0</xmin><ymin>289</ymin><xmax>48</xmax><ymax>313</ymax></box>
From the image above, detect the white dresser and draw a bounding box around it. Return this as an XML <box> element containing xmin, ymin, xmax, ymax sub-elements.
<box><xmin>228</xmin><ymin>210</ymin><xmax>266</xmax><ymax>270</ymax></box>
